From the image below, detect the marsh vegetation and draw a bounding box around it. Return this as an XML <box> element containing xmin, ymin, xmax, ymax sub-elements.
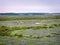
<box><xmin>0</xmin><ymin>15</ymin><xmax>60</xmax><ymax>45</ymax></box>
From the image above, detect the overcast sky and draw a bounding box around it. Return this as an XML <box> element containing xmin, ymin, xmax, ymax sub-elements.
<box><xmin>0</xmin><ymin>0</ymin><xmax>60</xmax><ymax>13</ymax></box>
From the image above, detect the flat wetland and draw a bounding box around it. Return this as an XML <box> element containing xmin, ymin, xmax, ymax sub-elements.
<box><xmin>0</xmin><ymin>15</ymin><xmax>60</xmax><ymax>45</ymax></box>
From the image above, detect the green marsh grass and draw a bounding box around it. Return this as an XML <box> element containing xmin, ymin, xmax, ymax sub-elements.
<box><xmin>0</xmin><ymin>23</ymin><xmax>60</xmax><ymax>37</ymax></box>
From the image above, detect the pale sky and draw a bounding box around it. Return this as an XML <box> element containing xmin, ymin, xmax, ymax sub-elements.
<box><xmin>0</xmin><ymin>0</ymin><xmax>60</xmax><ymax>13</ymax></box>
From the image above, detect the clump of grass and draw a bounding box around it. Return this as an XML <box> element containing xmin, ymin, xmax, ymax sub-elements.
<box><xmin>21</xmin><ymin>26</ymin><xmax>31</xmax><ymax>30</ymax></box>
<box><xmin>31</xmin><ymin>26</ymin><xmax>41</xmax><ymax>30</ymax></box>
<box><xmin>14</xmin><ymin>34</ymin><xmax>23</xmax><ymax>37</ymax></box>
<box><xmin>0</xmin><ymin>26</ymin><xmax>11</xmax><ymax>36</ymax></box>
<box><xmin>45</xmin><ymin>34</ymin><xmax>56</xmax><ymax>37</ymax></box>
<box><xmin>18</xmin><ymin>34</ymin><xmax>23</xmax><ymax>37</ymax></box>
<box><xmin>53</xmin><ymin>24</ymin><xmax>58</xmax><ymax>27</ymax></box>
<box><xmin>11</xmin><ymin>26</ymin><xmax>21</xmax><ymax>30</ymax></box>
<box><xmin>36</xmin><ymin>36</ymin><xmax>40</xmax><ymax>39</ymax></box>
<box><xmin>48</xmin><ymin>25</ymin><xmax>54</xmax><ymax>28</ymax></box>
<box><xmin>46</xmin><ymin>35</ymin><xmax>52</xmax><ymax>37</ymax></box>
